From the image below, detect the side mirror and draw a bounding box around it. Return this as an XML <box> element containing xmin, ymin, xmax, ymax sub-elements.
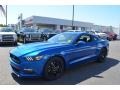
<box><xmin>15</xmin><ymin>31</ymin><xmax>17</xmax><ymax>34</ymax></box>
<box><xmin>75</xmin><ymin>41</ymin><xmax>86</xmax><ymax>46</ymax></box>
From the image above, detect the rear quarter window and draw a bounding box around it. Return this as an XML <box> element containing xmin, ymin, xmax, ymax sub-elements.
<box><xmin>93</xmin><ymin>36</ymin><xmax>99</xmax><ymax>41</ymax></box>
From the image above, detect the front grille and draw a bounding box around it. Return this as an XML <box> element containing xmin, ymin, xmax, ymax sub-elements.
<box><xmin>31</xmin><ymin>34</ymin><xmax>40</xmax><ymax>40</ymax></box>
<box><xmin>2</xmin><ymin>35</ymin><xmax>14</xmax><ymax>42</ymax></box>
<box><xmin>10</xmin><ymin>53</ymin><xmax>21</xmax><ymax>64</ymax></box>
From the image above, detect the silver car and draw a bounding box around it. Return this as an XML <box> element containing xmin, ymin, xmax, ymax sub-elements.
<box><xmin>0</xmin><ymin>27</ymin><xmax>17</xmax><ymax>45</ymax></box>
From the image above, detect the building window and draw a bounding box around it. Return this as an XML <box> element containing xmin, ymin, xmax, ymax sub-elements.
<box><xmin>81</xmin><ymin>27</ymin><xmax>86</xmax><ymax>31</ymax></box>
<box><xmin>60</xmin><ymin>25</ymin><xmax>63</xmax><ymax>30</ymax></box>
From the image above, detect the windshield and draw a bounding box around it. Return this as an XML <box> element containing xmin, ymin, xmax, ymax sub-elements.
<box><xmin>40</xmin><ymin>29</ymin><xmax>53</xmax><ymax>33</ymax></box>
<box><xmin>48</xmin><ymin>32</ymin><xmax>78</xmax><ymax>44</ymax></box>
<box><xmin>20</xmin><ymin>28</ymin><xmax>36</xmax><ymax>32</ymax></box>
<box><xmin>95</xmin><ymin>31</ymin><xmax>100</xmax><ymax>33</ymax></box>
<box><xmin>0</xmin><ymin>28</ymin><xmax>14</xmax><ymax>32</ymax></box>
<box><xmin>54</xmin><ymin>30</ymin><xmax>61</xmax><ymax>33</ymax></box>
<box><xmin>86</xmin><ymin>31</ymin><xmax>95</xmax><ymax>34</ymax></box>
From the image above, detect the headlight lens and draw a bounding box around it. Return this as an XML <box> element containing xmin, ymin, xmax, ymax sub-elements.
<box><xmin>25</xmin><ymin>56</ymin><xmax>43</xmax><ymax>61</ymax></box>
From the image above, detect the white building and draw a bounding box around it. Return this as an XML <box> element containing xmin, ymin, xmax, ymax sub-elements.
<box><xmin>23</xmin><ymin>16</ymin><xmax>94</xmax><ymax>31</ymax></box>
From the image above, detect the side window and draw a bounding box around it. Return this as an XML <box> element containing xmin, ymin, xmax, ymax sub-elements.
<box><xmin>93</xmin><ymin>36</ymin><xmax>99</xmax><ymax>41</ymax></box>
<box><xmin>76</xmin><ymin>34</ymin><xmax>93</xmax><ymax>43</ymax></box>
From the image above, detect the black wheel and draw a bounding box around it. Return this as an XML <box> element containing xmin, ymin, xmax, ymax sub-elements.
<box><xmin>43</xmin><ymin>57</ymin><xmax>65</xmax><ymax>80</ymax></box>
<box><xmin>44</xmin><ymin>34</ymin><xmax>48</xmax><ymax>41</ymax></box>
<box><xmin>23</xmin><ymin>37</ymin><xmax>26</xmax><ymax>43</ymax></box>
<box><xmin>14</xmin><ymin>42</ymin><xmax>17</xmax><ymax>46</ymax></box>
<box><xmin>97</xmin><ymin>48</ymin><xmax>107</xmax><ymax>63</ymax></box>
<box><xmin>107</xmin><ymin>37</ymin><xmax>111</xmax><ymax>41</ymax></box>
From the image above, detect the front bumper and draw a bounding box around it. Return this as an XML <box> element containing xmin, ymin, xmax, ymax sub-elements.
<box><xmin>10</xmin><ymin>57</ymin><xmax>47</xmax><ymax>78</ymax></box>
<box><xmin>0</xmin><ymin>39</ymin><xmax>17</xmax><ymax>43</ymax></box>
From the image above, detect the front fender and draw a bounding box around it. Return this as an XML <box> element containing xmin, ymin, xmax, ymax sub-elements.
<box><xmin>44</xmin><ymin>53</ymin><xmax>68</xmax><ymax>69</ymax></box>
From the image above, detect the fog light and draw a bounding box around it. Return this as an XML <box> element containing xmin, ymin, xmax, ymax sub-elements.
<box><xmin>24</xmin><ymin>69</ymin><xmax>33</xmax><ymax>73</ymax></box>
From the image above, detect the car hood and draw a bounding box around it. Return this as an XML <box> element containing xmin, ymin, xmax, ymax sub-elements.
<box><xmin>0</xmin><ymin>32</ymin><xmax>16</xmax><ymax>35</ymax></box>
<box><xmin>10</xmin><ymin>42</ymin><xmax>69</xmax><ymax>57</ymax></box>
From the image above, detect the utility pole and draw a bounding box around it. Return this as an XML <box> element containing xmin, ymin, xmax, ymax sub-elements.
<box><xmin>6</xmin><ymin>5</ymin><xmax>7</xmax><ymax>26</ymax></box>
<box><xmin>118</xmin><ymin>24</ymin><xmax>120</xmax><ymax>39</ymax></box>
<box><xmin>72</xmin><ymin>5</ymin><xmax>74</xmax><ymax>30</ymax></box>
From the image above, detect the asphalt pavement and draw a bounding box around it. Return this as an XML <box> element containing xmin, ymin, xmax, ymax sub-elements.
<box><xmin>0</xmin><ymin>41</ymin><xmax>120</xmax><ymax>85</ymax></box>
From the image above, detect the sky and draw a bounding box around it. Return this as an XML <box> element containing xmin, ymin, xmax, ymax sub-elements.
<box><xmin>0</xmin><ymin>5</ymin><xmax>120</xmax><ymax>27</ymax></box>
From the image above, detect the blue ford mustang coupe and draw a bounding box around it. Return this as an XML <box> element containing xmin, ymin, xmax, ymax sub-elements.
<box><xmin>9</xmin><ymin>32</ymin><xmax>109</xmax><ymax>80</ymax></box>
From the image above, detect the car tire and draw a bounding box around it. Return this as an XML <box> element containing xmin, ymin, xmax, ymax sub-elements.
<box><xmin>14</xmin><ymin>42</ymin><xmax>17</xmax><ymax>46</ymax></box>
<box><xmin>97</xmin><ymin>48</ymin><xmax>107</xmax><ymax>63</ymax></box>
<box><xmin>23</xmin><ymin>37</ymin><xmax>26</xmax><ymax>43</ymax></box>
<box><xmin>43</xmin><ymin>57</ymin><xmax>65</xmax><ymax>80</ymax></box>
<box><xmin>107</xmin><ymin>37</ymin><xmax>110</xmax><ymax>41</ymax></box>
<box><xmin>107</xmin><ymin>37</ymin><xmax>111</xmax><ymax>41</ymax></box>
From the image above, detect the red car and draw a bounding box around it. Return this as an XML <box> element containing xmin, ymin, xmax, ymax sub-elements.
<box><xmin>103</xmin><ymin>31</ymin><xmax>117</xmax><ymax>41</ymax></box>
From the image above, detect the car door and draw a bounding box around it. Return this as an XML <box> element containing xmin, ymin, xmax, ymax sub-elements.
<box><xmin>69</xmin><ymin>34</ymin><xmax>97</xmax><ymax>64</ymax></box>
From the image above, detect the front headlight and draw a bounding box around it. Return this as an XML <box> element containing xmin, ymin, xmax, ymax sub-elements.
<box><xmin>0</xmin><ymin>35</ymin><xmax>2</xmax><ymax>39</ymax></box>
<box><xmin>25</xmin><ymin>55</ymin><xmax>43</xmax><ymax>61</ymax></box>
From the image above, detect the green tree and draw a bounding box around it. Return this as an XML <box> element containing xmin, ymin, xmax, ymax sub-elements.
<box><xmin>0</xmin><ymin>24</ymin><xmax>6</xmax><ymax>27</ymax></box>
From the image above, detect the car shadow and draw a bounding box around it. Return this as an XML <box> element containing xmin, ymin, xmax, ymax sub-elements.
<box><xmin>12</xmin><ymin>57</ymin><xmax>120</xmax><ymax>85</ymax></box>
<box><xmin>0</xmin><ymin>43</ymin><xmax>18</xmax><ymax>47</ymax></box>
